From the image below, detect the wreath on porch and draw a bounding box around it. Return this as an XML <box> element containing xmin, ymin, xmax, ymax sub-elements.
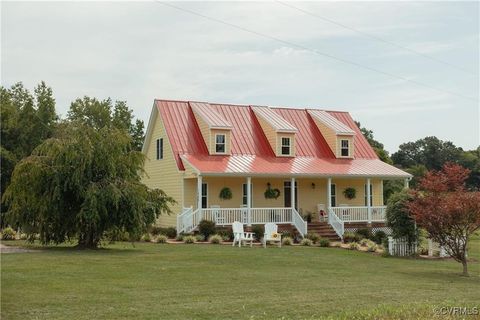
<box><xmin>343</xmin><ymin>187</ymin><xmax>357</xmax><ymax>200</ymax></box>
<box><xmin>264</xmin><ymin>183</ymin><xmax>281</xmax><ymax>199</ymax></box>
<box><xmin>219</xmin><ymin>187</ymin><xmax>233</xmax><ymax>200</ymax></box>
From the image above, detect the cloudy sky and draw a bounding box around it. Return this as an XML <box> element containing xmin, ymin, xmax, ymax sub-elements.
<box><xmin>2</xmin><ymin>1</ymin><xmax>479</xmax><ymax>152</ymax></box>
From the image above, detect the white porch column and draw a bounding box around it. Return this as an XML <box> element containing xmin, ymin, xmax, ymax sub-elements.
<box><xmin>367</xmin><ymin>178</ymin><xmax>372</xmax><ymax>224</ymax></box>
<box><xmin>197</xmin><ymin>175</ymin><xmax>203</xmax><ymax>220</ymax></box>
<box><xmin>327</xmin><ymin>178</ymin><xmax>332</xmax><ymax>223</ymax></box>
<box><xmin>290</xmin><ymin>177</ymin><xmax>296</xmax><ymax>211</ymax></box>
<box><xmin>404</xmin><ymin>178</ymin><xmax>410</xmax><ymax>189</ymax></box>
<box><xmin>247</xmin><ymin>176</ymin><xmax>252</xmax><ymax>226</ymax></box>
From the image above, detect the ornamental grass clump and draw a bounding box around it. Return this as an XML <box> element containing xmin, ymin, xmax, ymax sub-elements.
<box><xmin>319</xmin><ymin>238</ymin><xmax>330</xmax><ymax>247</ymax></box>
<box><xmin>1</xmin><ymin>227</ymin><xmax>16</xmax><ymax>240</ymax></box>
<box><xmin>156</xmin><ymin>235</ymin><xmax>168</xmax><ymax>244</ymax></box>
<box><xmin>367</xmin><ymin>243</ymin><xmax>378</xmax><ymax>252</ymax></box>
<box><xmin>300</xmin><ymin>238</ymin><xmax>313</xmax><ymax>246</ymax></box>
<box><xmin>282</xmin><ymin>237</ymin><xmax>293</xmax><ymax>246</ymax></box>
<box><xmin>349</xmin><ymin>242</ymin><xmax>359</xmax><ymax>250</ymax></box>
<box><xmin>142</xmin><ymin>234</ymin><xmax>151</xmax><ymax>242</ymax></box>
<box><xmin>209</xmin><ymin>234</ymin><xmax>223</xmax><ymax>244</ymax></box>
<box><xmin>183</xmin><ymin>235</ymin><xmax>196</xmax><ymax>244</ymax></box>
<box><xmin>306</xmin><ymin>232</ymin><xmax>320</xmax><ymax>244</ymax></box>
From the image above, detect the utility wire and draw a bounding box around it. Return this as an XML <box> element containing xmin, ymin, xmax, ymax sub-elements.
<box><xmin>155</xmin><ymin>1</ymin><xmax>478</xmax><ymax>102</ymax></box>
<box><xmin>275</xmin><ymin>0</ymin><xmax>476</xmax><ymax>77</ymax></box>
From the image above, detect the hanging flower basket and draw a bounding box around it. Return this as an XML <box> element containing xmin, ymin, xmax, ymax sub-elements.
<box><xmin>219</xmin><ymin>187</ymin><xmax>233</xmax><ymax>200</ymax></box>
<box><xmin>264</xmin><ymin>184</ymin><xmax>281</xmax><ymax>199</ymax></box>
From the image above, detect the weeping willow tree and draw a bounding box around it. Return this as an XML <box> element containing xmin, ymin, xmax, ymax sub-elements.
<box><xmin>3</xmin><ymin>122</ymin><xmax>174</xmax><ymax>248</ymax></box>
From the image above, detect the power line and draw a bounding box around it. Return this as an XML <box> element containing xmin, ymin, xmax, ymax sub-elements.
<box><xmin>275</xmin><ymin>0</ymin><xmax>477</xmax><ymax>77</ymax></box>
<box><xmin>155</xmin><ymin>1</ymin><xmax>478</xmax><ymax>102</ymax></box>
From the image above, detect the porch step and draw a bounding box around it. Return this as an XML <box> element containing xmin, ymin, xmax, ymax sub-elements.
<box><xmin>307</xmin><ymin>222</ymin><xmax>341</xmax><ymax>241</ymax></box>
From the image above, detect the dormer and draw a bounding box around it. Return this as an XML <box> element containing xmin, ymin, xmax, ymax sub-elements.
<box><xmin>190</xmin><ymin>102</ymin><xmax>232</xmax><ymax>155</ymax></box>
<box><xmin>252</xmin><ymin>106</ymin><xmax>298</xmax><ymax>157</ymax></box>
<box><xmin>308</xmin><ymin>110</ymin><xmax>355</xmax><ymax>158</ymax></box>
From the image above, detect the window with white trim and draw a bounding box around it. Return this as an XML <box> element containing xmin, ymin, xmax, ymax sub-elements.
<box><xmin>215</xmin><ymin>134</ymin><xmax>226</xmax><ymax>153</ymax></box>
<box><xmin>156</xmin><ymin>138</ymin><xmax>163</xmax><ymax>160</ymax></box>
<box><xmin>331</xmin><ymin>184</ymin><xmax>336</xmax><ymax>207</ymax></box>
<box><xmin>281</xmin><ymin>137</ymin><xmax>291</xmax><ymax>155</ymax></box>
<box><xmin>242</xmin><ymin>183</ymin><xmax>253</xmax><ymax>206</ymax></box>
<box><xmin>201</xmin><ymin>183</ymin><xmax>208</xmax><ymax>208</ymax></box>
<box><xmin>340</xmin><ymin>139</ymin><xmax>349</xmax><ymax>157</ymax></box>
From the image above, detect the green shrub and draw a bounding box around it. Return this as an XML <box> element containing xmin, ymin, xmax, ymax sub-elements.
<box><xmin>216</xmin><ymin>229</ymin><xmax>233</xmax><ymax>241</ymax></box>
<box><xmin>281</xmin><ymin>231</ymin><xmax>292</xmax><ymax>239</ymax></box>
<box><xmin>1</xmin><ymin>227</ymin><xmax>16</xmax><ymax>240</ymax></box>
<box><xmin>198</xmin><ymin>220</ymin><xmax>216</xmax><ymax>239</ymax></box>
<box><xmin>176</xmin><ymin>233</ymin><xmax>185</xmax><ymax>241</ymax></box>
<box><xmin>373</xmin><ymin>230</ymin><xmax>387</xmax><ymax>244</ymax></box>
<box><xmin>251</xmin><ymin>225</ymin><xmax>264</xmax><ymax>241</ymax></box>
<box><xmin>209</xmin><ymin>234</ymin><xmax>223</xmax><ymax>244</ymax></box>
<box><xmin>367</xmin><ymin>243</ymin><xmax>378</xmax><ymax>252</ymax></box>
<box><xmin>142</xmin><ymin>234</ymin><xmax>151</xmax><ymax>242</ymax></box>
<box><xmin>349</xmin><ymin>242</ymin><xmax>359</xmax><ymax>250</ymax></box>
<box><xmin>282</xmin><ymin>237</ymin><xmax>293</xmax><ymax>246</ymax></box>
<box><xmin>149</xmin><ymin>226</ymin><xmax>177</xmax><ymax>239</ymax></box>
<box><xmin>195</xmin><ymin>234</ymin><xmax>205</xmax><ymax>242</ymax></box>
<box><xmin>183</xmin><ymin>235</ymin><xmax>196</xmax><ymax>244</ymax></box>
<box><xmin>343</xmin><ymin>232</ymin><xmax>359</xmax><ymax>243</ymax></box>
<box><xmin>356</xmin><ymin>228</ymin><xmax>372</xmax><ymax>240</ymax></box>
<box><xmin>360</xmin><ymin>239</ymin><xmax>375</xmax><ymax>247</ymax></box>
<box><xmin>319</xmin><ymin>238</ymin><xmax>330</xmax><ymax>247</ymax></box>
<box><xmin>19</xmin><ymin>233</ymin><xmax>28</xmax><ymax>240</ymax></box>
<box><xmin>300</xmin><ymin>238</ymin><xmax>313</xmax><ymax>246</ymax></box>
<box><xmin>386</xmin><ymin>190</ymin><xmax>417</xmax><ymax>244</ymax></box>
<box><xmin>156</xmin><ymin>235</ymin><xmax>168</xmax><ymax>243</ymax></box>
<box><xmin>306</xmin><ymin>232</ymin><xmax>320</xmax><ymax>244</ymax></box>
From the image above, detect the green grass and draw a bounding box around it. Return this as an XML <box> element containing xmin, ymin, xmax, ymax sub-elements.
<box><xmin>2</xmin><ymin>239</ymin><xmax>479</xmax><ymax>320</ymax></box>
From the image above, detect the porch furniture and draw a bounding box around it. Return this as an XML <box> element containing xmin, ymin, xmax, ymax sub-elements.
<box><xmin>317</xmin><ymin>204</ymin><xmax>327</xmax><ymax>222</ymax></box>
<box><xmin>232</xmin><ymin>221</ymin><xmax>254</xmax><ymax>247</ymax></box>
<box><xmin>263</xmin><ymin>223</ymin><xmax>282</xmax><ymax>248</ymax></box>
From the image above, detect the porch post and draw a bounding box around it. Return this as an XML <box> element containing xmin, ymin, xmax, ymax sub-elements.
<box><xmin>290</xmin><ymin>177</ymin><xmax>296</xmax><ymax>211</ymax></box>
<box><xmin>247</xmin><ymin>176</ymin><xmax>252</xmax><ymax>226</ymax></box>
<box><xmin>404</xmin><ymin>178</ymin><xmax>410</xmax><ymax>189</ymax></box>
<box><xmin>197</xmin><ymin>175</ymin><xmax>203</xmax><ymax>219</ymax></box>
<box><xmin>327</xmin><ymin>178</ymin><xmax>332</xmax><ymax>223</ymax></box>
<box><xmin>367</xmin><ymin>178</ymin><xmax>372</xmax><ymax>224</ymax></box>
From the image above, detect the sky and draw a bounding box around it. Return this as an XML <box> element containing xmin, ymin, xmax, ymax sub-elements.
<box><xmin>1</xmin><ymin>1</ymin><xmax>479</xmax><ymax>153</ymax></box>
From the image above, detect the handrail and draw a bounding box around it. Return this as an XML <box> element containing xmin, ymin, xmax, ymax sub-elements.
<box><xmin>328</xmin><ymin>209</ymin><xmax>344</xmax><ymax>240</ymax></box>
<box><xmin>292</xmin><ymin>208</ymin><xmax>307</xmax><ymax>237</ymax></box>
<box><xmin>331</xmin><ymin>206</ymin><xmax>386</xmax><ymax>222</ymax></box>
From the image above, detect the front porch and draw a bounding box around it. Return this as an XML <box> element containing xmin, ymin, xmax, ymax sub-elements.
<box><xmin>177</xmin><ymin>175</ymin><xmax>402</xmax><ymax>238</ymax></box>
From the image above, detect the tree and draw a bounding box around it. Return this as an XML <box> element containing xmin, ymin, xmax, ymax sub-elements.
<box><xmin>68</xmin><ymin>97</ymin><xmax>145</xmax><ymax>150</ymax></box>
<box><xmin>3</xmin><ymin>122</ymin><xmax>175</xmax><ymax>248</ymax></box>
<box><xmin>408</xmin><ymin>163</ymin><xmax>480</xmax><ymax>276</ymax></box>
<box><xmin>386</xmin><ymin>190</ymin><xmax>417</xmax><ymax>245</ymax></box>
<box><xmin>0</xmin><ymin>82</ymin><xmax>58</xmax><ymax>204</ymax></box>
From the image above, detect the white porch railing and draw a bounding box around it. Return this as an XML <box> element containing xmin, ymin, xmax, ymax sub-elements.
<box><xmin>328</xmin><ymin>209</ymin><xmax>344</xmax><ymax>240</ymax></box>
<box><xmin>331</xmin><ymin>206</ymin><xmax>386</xmax><ymax>223</ymax></box>
<box><xmin>176</xmin><ymin>207</ymin><xmax>307</xmax><ymax>236</ymax></box>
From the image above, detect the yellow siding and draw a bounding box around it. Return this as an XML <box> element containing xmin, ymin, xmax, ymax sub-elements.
<box><xmin>142</xmin><ymin>110</ymin><xmax>183</xmax><ymax>227</ymax></box>
<box><xmin>183</xmin><ymin>178</ymin><xmax>197</xmax><ymax>209</ymax></box>
<box><xmin>193</xmin><ymin>112</ymin><xmax>210</xmax><ymax>153</ymax></box>
<box><xmin>332</xmin><ymin>179</ymin><xmax>383</xmax><ymax>207</ymax></box>
<box><xmin>313</xmin><ymin>118</ymin><xmax>336</xmax><ymax>155</ymax></box>
<box><xmin>257</xmin><ymin>115</ymin><xmax>277</xmax><ymax>153</ymax></box>
<box><xmin>336</xmin><ymin>135</ymin><xmax>355</xmax><ymax>158</ymax></box>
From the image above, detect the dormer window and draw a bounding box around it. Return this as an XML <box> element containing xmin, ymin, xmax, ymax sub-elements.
<box><xmin>341</xmin><ymin>139</ymin><xmax>349</xmax><ymax>157</ymax></box>
<box><xmin>215</xmin><ymin>134</ymin><xmax>226</xmax><ymax>153</ymax></box>
<box><xmin>281</xmin><ymin>137</ymin><xmax>291</xmax><ymax>156</ymax></box>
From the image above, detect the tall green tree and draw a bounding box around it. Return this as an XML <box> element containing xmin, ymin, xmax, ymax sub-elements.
<box><xmin>3</xmin><ymin>122</ymin><xmax>174</xmax><ymax>248</ymax></box>
<box><xmin>68</xmin><ymin>97</ymin><xmax>145</xmax><ymax>150</ymax></box>
<box><xmin>0</xmin><ymin>82</ymin><xmax>58</xmax><ymax>202</ymax></box>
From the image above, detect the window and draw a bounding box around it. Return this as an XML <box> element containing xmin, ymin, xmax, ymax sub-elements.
<box><xmin>201</xmin><ymin>183</ymin><xmax>208</xmax><ymax>208</ymax></box>
<box><xmin>281</xmin><ymin>137</ymin><xmax>291</xmax><ymax>155</ymax></box>
<box><xmin>331</xmin><ymin>184</ymin><xmax>336</xmax><ymax>207</ymax></box>
<box><xmin>242</xmin><ymin>183</ymin><xmax>253</xmax><ymax>206</ymax></box>
<box><xmin>364</xmin><ymin>184</ymin><xmax>373</xmax><ymax>206</ymax></box>
<box><xmin>283</xmin><ymin>181</ymin><xmax>298</xmax><ymax>209</ymax></box>
<box><xmin>156</xmin><ymin>138</ymin><xmax>163</xmax><ymax>160</ymax></box>
<box><xmin>340</xmin><ymin>139</ymin><xmax>349</xmax><ymax>157</ymax></box>
<box><xmin>215</xmin><ymin>134</ymin><xmax>226</xmax><ymax>153</ymax></box>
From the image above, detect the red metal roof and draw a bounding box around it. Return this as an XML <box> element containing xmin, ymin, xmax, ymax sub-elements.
<box><xmin>252</xmin><ymin>106</ymin><xmax>298</xmax><ymax>132</ymax></box>
<box><xmin>190</xmin><ymin>102</ymin><xmax>232</xmax><ymax>129</ymax></box>
<box><xmin>154</xmin><ymin>99</ymin><xmax>409</xmax><ymax>178</ymax></box>
<box><xmin>308</xmin><ymin>109</ymin><xmax>356</xmax><ymax>135</ymax></box>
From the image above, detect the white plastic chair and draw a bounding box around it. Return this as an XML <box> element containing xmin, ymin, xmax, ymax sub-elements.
<box><xmin>232</xmin><ymin>221</ymin><xmax>254</xmax><ymax>247</ymax></box>
<box><xmin>263</xmin><ymin>223</ymin><xmax>282</xmax><ymax>248</ymax></box>
<box><xmin>317</xmin><ymin>204</ymin><xmax>327</xmax><ymax>222</ymax></box>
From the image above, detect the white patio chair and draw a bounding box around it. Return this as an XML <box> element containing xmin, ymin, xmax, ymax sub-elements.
<box><xmin>232</xmin><ymin>221</ymin><xmax>254</xmax><ymax>247</ymax></box>
<box><xmin>317</xmin><ymin>204</ymin><xmax>327</xmax><ymax>222</ymax></box>
<box><xmin>263</xmin><ymin>223</ymin><xmax>282</xmax><ymax>248</ymax></box>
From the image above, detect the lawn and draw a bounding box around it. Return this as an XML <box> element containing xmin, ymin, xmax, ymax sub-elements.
<box><xmin>1</xmin><ymin>239</ymin><xmax>479</xmax><ymax>320</ymax></box>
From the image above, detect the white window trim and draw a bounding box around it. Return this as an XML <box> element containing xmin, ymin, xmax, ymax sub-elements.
<box><xmin>331</xmin><ymin>183</ymin><xmax>337</xmax><ymax>207</ymax></box>
<box><xmin>242</xmin><ymin>183</ymin><xmax>253</xmax><ymax>206</ymax></box>
<box><xmin>201</xmin><ymin>183</ymin><xmax>208</xmax><ymax>208</ymax></box>
<box><xmin>156</xmin><ymin>138</ymin><xmax>163</xmax><ymax>160</ymax></box>
<box><xmin>364</xmin><ymin>183</ymin><xmax>373</xmax><ymax>206</ymax></box>
<box><xmin>280</xmin><ymin>136</ymin><xmax>292</xmax><ymax>156</ymax></box>
<box><xmin>339</xmin><ymin>139</ymin><xmax>350</xmax><ymax>158</ymax></box>
<box><xmin>214</xmin><ymin>133</ymin><xmax>227</xmax><ymax>154</ymax></box>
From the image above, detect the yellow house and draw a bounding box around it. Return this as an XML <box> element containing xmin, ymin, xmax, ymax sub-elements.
<box><xmin>142</xmin><ymin>100</ymin><xmax>411</xmax><ymax>240</ymax></box>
